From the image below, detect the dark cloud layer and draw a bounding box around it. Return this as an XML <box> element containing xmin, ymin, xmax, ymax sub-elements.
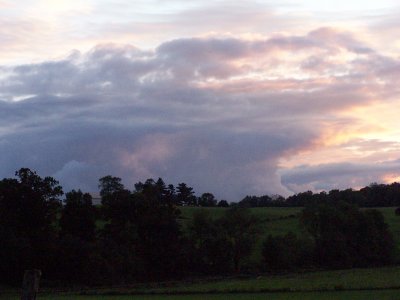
<box><xmin>1</xmin><ymin>28</ymin><xmax>399</xmax><ymax>199</ymax></box>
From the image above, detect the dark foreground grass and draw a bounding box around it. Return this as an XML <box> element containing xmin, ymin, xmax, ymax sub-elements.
<box><xmin>110</xmin><ymin>266</ymin><xmax>400</xmax><ymax>294</ymax></box>
<box><xmin>2</xmin><ymin>265</ymin><xmax>398</xmax><ymax>299</ymax></box>
<box><xmin>2</xmin><ymin>290</ymin><xmax>400</xmax><ymax>300</ymax></box>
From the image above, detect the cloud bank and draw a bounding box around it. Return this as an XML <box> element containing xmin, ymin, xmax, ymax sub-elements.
<box><xmin>1</xmin><ymin>27</ymin><xmax>400</xmax><ymax>199</ymax></box>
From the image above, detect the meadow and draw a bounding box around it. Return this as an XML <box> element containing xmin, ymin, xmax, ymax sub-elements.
<box><xmin>2</xmin><ymin>290</ymin><xmax>400</xmax><ymax>300</ymax></box>
<box><xmin>180</xmin><ymin>206</ymin><xmax>400</xmax><ymax>239</ymax></box>
<box><xmin>180</xmin><ymin>206</ymin><xmax>400</xmax><ymax>265</ymax></box>
<box><xmin>377</xmin><ymin>207</ymin><xmax>400</xmax><ymax>249</ymax></box>
<box><xmin>3</xmin><ymin>266</ymin><xmax>400</xmax><ymax>299</ymax></box>
<box><xmin>179</xmin><ymin>206</ymin><xmax>303</xmax><ymax>237</ymax></box>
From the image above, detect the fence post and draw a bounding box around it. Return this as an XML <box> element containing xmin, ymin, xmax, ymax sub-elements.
<box><xmin>21</xmin><ymin>269</ymin><xmax>41</xmax><ymax>300</ymax></box>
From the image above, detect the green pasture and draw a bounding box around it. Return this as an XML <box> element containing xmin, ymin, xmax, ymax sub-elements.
<box><xmin>92</xmin><ymin>205</ymin><xmax>400</xmax><ymax>278</ymax></box>
<box><xmin>47</xmin><ymin>291</ymin><xmax>400</xmax><ymax>300</ymax></box>
<box><xmin>3</xmin><ymin>266</ymin><xmax>400</xmax><ymax>299</ymax></box>
<box><xmin>179</xmin><ymin>206</ymin><xmax>301</xmax><ymax>220</ymax></box>
<box><xmin>94</xmin><ymin>205</ymin><xmax>400</xmax><ymax>272</ymax></box>
<box><xmin>180</xmin><ymin>206</ymin><xmax>400</xmax><ymax>259</ymax></box>
<box><xmin>374</xmin><ymin>207</ymin><xmax>400</xmax><ymax>249</ymax></box>
<box><xmin>179</xmin><ymin>206</ymin><xmax>303</xmax><ymax>235</ymax></box>
<box><xmin>180</xmin><ymin>206</ymin><xmax>400</xmax><ymax>237</ymax></box>
<box><xmin>2</xmin><ymin>290</ymin><xmax>400</xmax><ymax>300</ymax></box>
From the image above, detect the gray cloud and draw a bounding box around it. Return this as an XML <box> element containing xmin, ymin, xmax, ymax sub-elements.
<box><xmin>0</xmin><ymin>29</ymin><xmax>398</xmax><ymax>199</ymax></box>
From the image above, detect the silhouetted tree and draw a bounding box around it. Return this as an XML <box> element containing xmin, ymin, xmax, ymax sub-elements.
<box><xmin>219</xmin><ymin>208</ymin><xmax>260</xmax><ymax>272</ymax></box>
<box><xmin>0</xmin><ymin>168</ymin><xmax>63</xmax><ymax>284</ymax></box>
<box><xmin>186</xmin><ymin>210</ymin><xmax>232</xmax><ymax>274</ymax></box>
<box><xmin>217</xmin><ymin>200</ymin><xmax>229</xmax><ymax>207</ymax></box>
<box><xmin>176</xmin><ymin>183</ymin><xmax>197</xmax><ymax>206</ymax></box>
<box><xmin>98</xmin><ymin>177</ymin><xmax>184</xmax><ymax>280</ymax></box>
<box><xmin>132</xmin><ymin>178</ymin><xmax>183</xmax><ymax>279</ymax></box>
<box><xmin>98</xmin><ymin>176</ymin><xmax>132</xmax><ymax>222</ymax></box>
<box><xmin>60</xmin><ymin>190</ymin><xmax>96</xmax><ymax>241</ymax></box>
<box><xmin>97</xmin><ymin>176</ymin><xmax>143</xmax><ymax>282</ymax></box>
<box><xmin>198</xmin><ymin>192</ymin><xmax>217</xmax><ymax>207</ymax></box>
<box><xmin>98</xmin><ymin>175</ymin><xmax>125</xmax><ymax>197</ymax></box>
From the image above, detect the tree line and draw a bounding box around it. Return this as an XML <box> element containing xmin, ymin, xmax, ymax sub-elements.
<box><xmin>0</xmin><ymin>168</ymin><xmax>397</xmax><ymax>286</ymax></box>
<box><xmin>239</xmin><ymin>183</ymin><xmax>400</xmax><ymax>207</ymax></box>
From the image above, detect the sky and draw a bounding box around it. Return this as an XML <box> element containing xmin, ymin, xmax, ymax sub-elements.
<box><xmin>1</xmin><ymin>0</ymin><xmax>400</xmax><ymax>200</ymax></box>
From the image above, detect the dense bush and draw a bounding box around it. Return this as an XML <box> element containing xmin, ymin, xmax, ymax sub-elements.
<box><xmin>301</xmin><ymin>202</ymin><xmax>395</xmax><ymax>268</ymax></box>
<box><xmin>262</xmin><ymin>232</ymin><xmax>314</xmax><ymax>271</ymax></box>
<box><xmin>187</xmin><ymin>208</ymin><xmax>260</xmax><ymax>274</ymax></box>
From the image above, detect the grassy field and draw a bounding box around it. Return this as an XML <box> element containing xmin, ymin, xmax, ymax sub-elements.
<box><xmin>89</xmin><ymin>266</ymin><xmax>400</xmax><ymax>294</ymax></box>
<box><xmin>180</xmin><ymin>206</ymin><xmax>301</xmax><ymax>220</ymax></box>
<box><xmin>180</xmin><ymin>206</ymin><xmax>400</xmax><ymax>236</ymax></box>
<box><xmin>2</xmin><ymin>266</ymin><xmax>400</xmax><ymax>299</ymax></box>
<box><xmin>179</xmin><ymin>206</ymin><xmax>303</xmax><ymax>236</ymax></box>
<box><xmin>374</xmin><ymin>207</ymin><xmax>400</xmax><ymax>250</ymax></box>
<box><xmin>180</xmin><ymin>206</ymin><xmax>400</xmax><ymax>256</ymax></box>
<box><xmin>2</xmin><ymin>290</ymin><xmax>400</xmax><ymax>300</ymax></box>
<box><xmin>99</xmin><ymin>206</ymin><xmax>400</xmax><ymax>262</ymax></box>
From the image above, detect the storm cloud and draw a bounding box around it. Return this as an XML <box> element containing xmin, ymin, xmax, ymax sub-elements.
<box><xmin>1</xmin><ymin>28</ymin><xmax>399</xmax><ymax>200</ymax></box>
